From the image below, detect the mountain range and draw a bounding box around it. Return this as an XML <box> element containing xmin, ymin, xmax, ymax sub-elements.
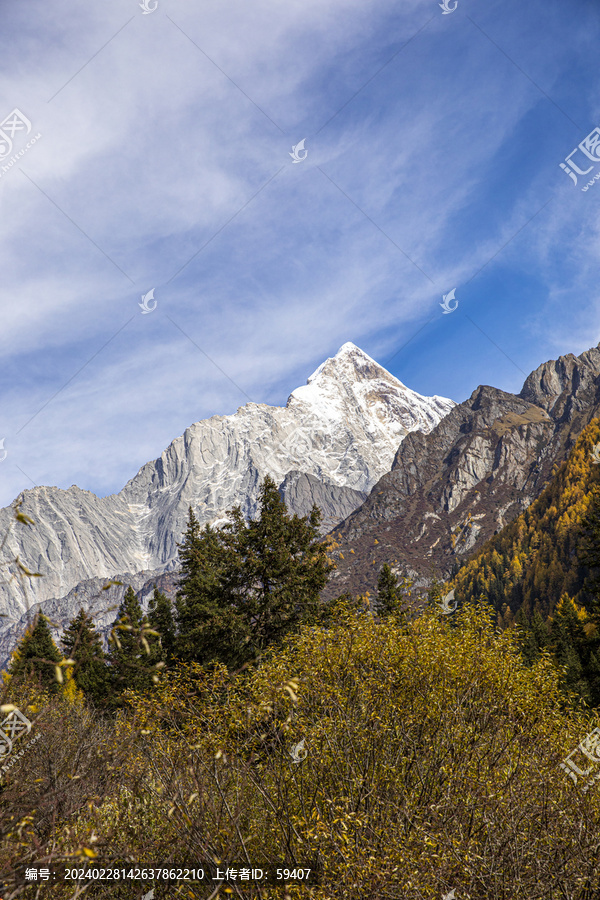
<box><xmin>0</xmin><ymin>342</ymin><xmax>454</xmax><ymax>658</ymax></box>
<box><xmin>4</xmin><ymin>339</ymin><xmax>600</xmax><ymax>667</ymax></box>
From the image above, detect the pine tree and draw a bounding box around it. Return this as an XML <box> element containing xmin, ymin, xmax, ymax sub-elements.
<box><xmin>8</xmin><ymin>613</ymin><xmax>62</xmax><ymax>693</ymax></box>
<box><xmin>61</xmin><ymin>608</ymin><xmax>108</xmax><ymax>706</ymax></box>
<box><xmin>174</xmin><ymin>509</ymin><xmax>241</xmax><ymax>667</ymax></box>
<box><xmin>147</xmin><ymin>586</ymin><xmax>176</xmax><ymax>664</ymax></box>
<box><xmin>175</xmin><ymin>477</ymin><xmax>332</xmax><ymax>669</ymax></box>
<box><xmin>531</xmin><ymin>610</ymin><xmax>550</xmax><ymax>654</ymax></box>
<box><xmin>559</xmin><ymin>642</ymin><xmax>589</xmax><ymax>704</ymax></box>
<box><xmin>586</xmin><ymin>648</ymin><xmax>600</xmax><ymax>708</ymax></box>
<box><xmin>107</xmin><ymin>586</ymin><xmax>153</xmax><ymax>701</ymax></box>
<box><xmin>515</xmin><ymin>608</ymin><xmax>549</xmax><ymax>665</ymax></box>
<box><xmin>578</xmin><ymin>484</ymin><xmax>600</xmax><ymax>622</ymax></box>
<box><xmin>229</xmin><ymin>477</ymin><xmax>330</xmax><ymax>659</ymax></box>
<box><xmin>550</xmin><ymin>595</ymin><xmax>590</xmax><ymax>703</ymax></box>
<box><xmin>376</xmin><ymin>564</ymin><xmax>408</xmax><ymax>617</ymax></box>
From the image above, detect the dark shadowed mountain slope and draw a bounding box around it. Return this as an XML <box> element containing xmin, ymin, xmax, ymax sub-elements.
<box><xmin>325</xmin><ymin>344</ymin><xmax>600</xmax><ymax>599</ymax></box>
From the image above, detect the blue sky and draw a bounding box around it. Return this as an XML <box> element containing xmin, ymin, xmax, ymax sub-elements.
<box><xmin>0</xmin><ymin>0</ymin><xmax>599</xmax><ymax>508</ymax></box>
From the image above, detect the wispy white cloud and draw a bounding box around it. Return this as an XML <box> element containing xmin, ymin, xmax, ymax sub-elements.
<box><xmin>1</xmin><ymin>0</ymin><xmax>599</xmax><ymax>509</ymax></box>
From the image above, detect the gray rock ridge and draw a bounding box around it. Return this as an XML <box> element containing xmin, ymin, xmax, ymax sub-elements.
<box><xmin>0</xmin><ymin>488</ymin><xmax>149</xmax><ymax>625</ymax></box>
<box><xmin>278</xmin><ymin>471</ymin><xmax>368</xmax><ymax>530</ymax></box>
<box><xmin>0</xmin><ymin>342</ymin><xmax>455</xmax><ymax>626</ymax></box>
<box><xmin>519</xmin><ymin>345</ymin><xmax>600</xmax><ymax>418</ymax></box>
<box><xmin>325</xmin><ymin>342</ymin><xmax>600</xmax><ymax>599</ymax></box>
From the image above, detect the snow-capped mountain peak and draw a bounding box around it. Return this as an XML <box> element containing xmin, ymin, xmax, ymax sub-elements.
<box><xmin>292</xmin><ymin>341</ymin><xmax>404</xmax><ymax>396</ymax></box>
<box><xmin>289</xmin><ymin>341</ymin><xmax>453</xmax><ymax>448</ymax></box>
<box><xmin>0</xmin><ymin>343</ymin><xmax>455</xmax><ymax>622</ymax></box>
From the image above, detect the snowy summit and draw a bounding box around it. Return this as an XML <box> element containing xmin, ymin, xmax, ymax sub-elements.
<box><xmin>0</xmin><ymin>343</ymin><xmax>455</xmax><ymax>622</ymax></box>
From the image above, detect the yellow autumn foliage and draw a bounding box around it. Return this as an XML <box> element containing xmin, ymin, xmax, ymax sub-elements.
<box><xmin>25</xmin><ymin>599</ymin><xmax>600</xmax><ymax>900</ymax></box>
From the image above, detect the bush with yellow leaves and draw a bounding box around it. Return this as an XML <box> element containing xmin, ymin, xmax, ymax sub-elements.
<box><xmin>4</xmin><ymin>598</ymin><xmax>600</xmax><ymax>899</ymax></box>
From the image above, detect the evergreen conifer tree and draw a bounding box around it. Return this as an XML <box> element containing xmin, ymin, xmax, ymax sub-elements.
<box><xmin>515</xmin><ymin>608</ymin><xmax>550</xmax><ymax>665</ymax></box>
<box><xmin>531</xmin><ymin>610</ymin><xmax>550</xmax><ymax>653</ymax></box>
<box><xmin>585</xmin><ymin>648</ymin><xmax>600</xmax><ymax>708</ymax></box>
<box><xmin>578</xmin><ymin>484</ymin><xmax>600</xmax><ymax>623</ymax></box>
<box><xmin>8</xmin><ymin>613</ymin><xmax>62</xmax><ymax>693</ymax></box>
<box><xmin>550</xmin><ymin>595</ymin><xmax>590</xmax><ymax>703</ymax></box>
<box><xmin>147</xmin><ymin>586</ymin><xmax>176</xmax><ymax>664</ymax></box>
<box><xmin>61</xmin><ymin>608</ymin><xmax>108</xmax><ymax>706</ymax></box>
<box><xmin>174</xmin><ymin>509</ymin><xmax>241</xmax><ymax>667</ymax></box>
<box><xmin>175</xmin><ymin>477</ymin><xmax>331</xmax><ymax>669</ymax></box>
<box><xmin>230</xmin><ymin>477</ymin><xmax>330</xmax><ymax>658</ymax></box>
<box><xmin>107</xmin><ymin>586</ymin><xmax>153</xmax><ymax>700</ymax></box>
<box><xmin>376</xmin><ymin>564</ymin><xmax>408</xmax><ymax>617</ymax></box>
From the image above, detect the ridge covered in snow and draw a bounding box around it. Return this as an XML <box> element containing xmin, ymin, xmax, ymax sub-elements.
<box><xmin>0</xmin><ymin>342</ymin><xmax>455</xmax><ymax>622</ymax></box>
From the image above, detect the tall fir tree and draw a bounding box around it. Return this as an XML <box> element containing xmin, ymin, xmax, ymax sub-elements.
<box><xmin>376</xmin><ymin>564</ymin><xmax>409</xmax><ymax>618</ymax></box>
<box><xmin>578</xmin><ymin>484</ymin><xmax>600</xmax><ymax>623</ymax></box>
<box><xmin>107</xmin><ymin>586</ymin><xmax>153</xmax><ymax>701</ymax></box>
<box><xmin>147</xmin><ymin>586</ymin><xmax>176</xmax><ymax>664</ymax></box>
<box><xmin>175</xmin><ymin>509</ymin><xmax>242</xmax><ymax>667</ymax></box>
<box><xmin>175</xmin><ymin>477</ymin><xmax>332</xmax><ymax>669</ymax></box>
<box><xmin>531</xmin><ymin>609</ymin><xmax>551</xmax><ymax>654</ymax></box>
<box><xmin>230</xmin><ymin>476</ymin><xmax>331</xmax><ymax>658</ymax></box>
<box><xmin>8</xmin><ymin>613</ymin><xmax>62</xmax><ymax>693</ymax></box>
<box><xmin>61</xmin><ymin>608</ymin><xmax>109</xmax><ymax>706</ymax></box>
<box><xmin>515</xmin><ymin>608</ymin><xmax>550</xmax><ymax>665</ymax></box>
<box><xmin>550</xmin><ymin>595</ymin><xmax>592</xmax><ymax>704</ymax></box>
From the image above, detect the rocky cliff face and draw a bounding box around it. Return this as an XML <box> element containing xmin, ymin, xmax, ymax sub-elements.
<box><xmin>325</xmin><ymin>344</ymin><xmax>600</xmax><ymax>599</ymax></box>
<box><xmin>0</xmin><ymin>342</ymin><xmax>454</xmax><ymax>629</ymax></box>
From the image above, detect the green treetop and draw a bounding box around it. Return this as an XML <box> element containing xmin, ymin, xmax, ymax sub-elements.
<box><xmin>8</xmin><ymin>613</ymin><xmax>62</xmax><ymax>693</ymax></box>
<box><xmin>175</xmin><ymin>476</ymin><xmax>332</xmax><ymax>669</ymax></box>
<box><xmin>61</xmin><ymin>608</ymin><xmax>109</xmax><ymax>706</ymax></box>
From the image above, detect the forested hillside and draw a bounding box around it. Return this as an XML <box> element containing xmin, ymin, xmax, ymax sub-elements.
<box><xmin>450</xmin><ymin>418</ymin><xmax>600</xmax><ymax>705</ymax></box>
